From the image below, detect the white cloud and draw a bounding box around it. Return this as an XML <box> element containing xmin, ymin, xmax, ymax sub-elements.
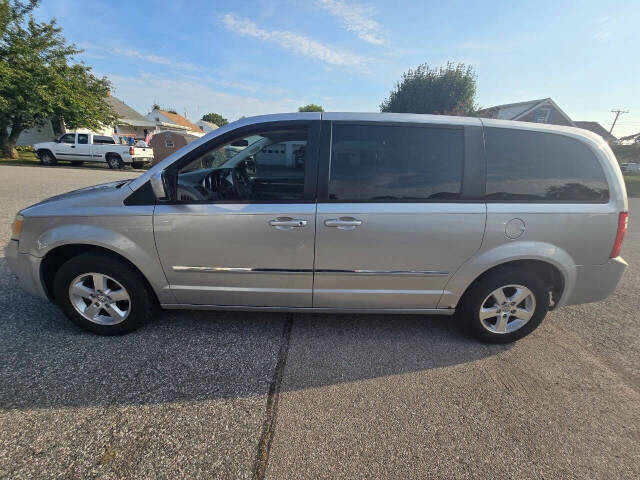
<box><xmin>220</xmin><ymin>13</ymin><xmax>367</xmax><ymax>66</ymax></box>
<box><xmin>78</xmin><ymin>43</ymin><xmax>202</xmax><ymax>72</ymax></box>
<box><xmin>317</xmin><ymin>0</ymin><xmax>386</xmax><ymax>45</ymax></box>
<box><xmin>108</xmin><ymin>73</ymin><xmax>302</xmax><ymax>122</ymax></box>
<box><xmin>592</xmin><ymin>16</ymin><xmax>613</xmax><ymax>41</ymax></box>
<box><xmin>111</xmin><ymin>48</ymin><xmax>202</xmax><ymax>72</ymax></box>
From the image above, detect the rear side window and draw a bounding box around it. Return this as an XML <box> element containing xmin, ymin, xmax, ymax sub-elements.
<box><xmin>93</xmin><ymin>135</ymin><xmax>115</xmax><ymax>144</ymax></box>
<box><xmin>328</xmin><ymin>124</ymin><xmax>464</xmax><ymax>201</ymax></box>
<box><xmin>485</xmin><ymin>128</ymin><xmax>609</xmax><ymax>202</ymax></box>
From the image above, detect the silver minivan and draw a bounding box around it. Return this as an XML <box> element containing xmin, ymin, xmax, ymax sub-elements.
<box><xmin>6</xmin><ymin>113</ymin><xmax>629</xmax><ymax>342</ymax></box>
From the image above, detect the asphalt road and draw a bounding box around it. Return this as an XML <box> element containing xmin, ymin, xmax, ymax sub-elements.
<box><xmin>0</xmin><ymin>164</ymin><xmax>638</xmax><ymax>479</ymax></box>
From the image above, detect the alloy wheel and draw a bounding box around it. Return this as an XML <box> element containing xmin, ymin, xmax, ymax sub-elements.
<box><xmin>479</xmin><ymin>284</ymin><xmax>536</xmax><ymax>334</ymax></box>
<box><xmin>68</xmin><ymin>272</ymin><xmax>131</xmax><ymax>325</ymax></box>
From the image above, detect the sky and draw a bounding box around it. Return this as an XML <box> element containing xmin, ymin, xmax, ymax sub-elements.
<box><xmin>35</xmin><ymin>0</ymin><xmax>640</xmax><ymax>137</ymax></box>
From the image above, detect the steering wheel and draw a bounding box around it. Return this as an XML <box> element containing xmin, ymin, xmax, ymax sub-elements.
<box><xmin>232</xmin><ymin>162</ymin><xmax>252</xmax><ymax>199</ymax></box>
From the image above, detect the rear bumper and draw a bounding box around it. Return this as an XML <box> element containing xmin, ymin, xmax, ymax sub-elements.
<box><xmin>4</xmin><ymin>240</ymin><xmax>48</xmax><ymax>300</ymax></box>
<box><xmin>564</xmin><ymin>257</ymin><xmax>628</xmax><ymax>306</ymax></box>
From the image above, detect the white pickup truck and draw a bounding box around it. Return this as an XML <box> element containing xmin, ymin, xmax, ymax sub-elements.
<box><xmin>34</xmin><ymin>132</ymin><xmax>154</xmax><ymax>169</ymax></box>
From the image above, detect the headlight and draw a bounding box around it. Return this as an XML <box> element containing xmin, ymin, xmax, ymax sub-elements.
<box><xmin>11</xmin><ymin>214</ymin><xmax>23</xmax><ymax>240</ymax></box>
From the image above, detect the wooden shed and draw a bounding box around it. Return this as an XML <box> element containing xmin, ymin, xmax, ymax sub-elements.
<box><xmin>149</xmin><ymin>131</ymin><xmax>199</xmax><ymax>164</ymax></box>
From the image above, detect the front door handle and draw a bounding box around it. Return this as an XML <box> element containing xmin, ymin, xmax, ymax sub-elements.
<box><xmin>324</xmin><ymin>217</ymin><xmax>363</xmax><ymax>230</ymax></box>
<box><xmin>269</xmin><ymin>217</ymin><xmax>307</xmax><ymax>230</ymax></box>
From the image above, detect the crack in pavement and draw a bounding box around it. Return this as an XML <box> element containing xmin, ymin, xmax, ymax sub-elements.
<box><xmin>252</xmin><ymin>314</ymin><xmax>293</xmax><ymax>480</ymax></box>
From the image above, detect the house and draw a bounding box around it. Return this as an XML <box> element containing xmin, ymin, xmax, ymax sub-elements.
<box><xmin>14</xmin><ymin>95</ymin><xmax>154</xmax><ymax>146</ymax></box>
<box><xmin>573</xmin><ymin>121</ymin><xmax>617</xmax><ymax>143</ymax></box>
<box><xmin>196</xmin><ymin>119</ymin><xmax>219</xmax><ymax>133</ymax></box>
<box><xmin>104</xmin><ymin>95</ymin><xmax>157</xmax><ymax>140</ymax></box>
<box><xmin>476</xmin><ymin>98</ymin><xmax>575</xmax><ymax>127</ymax></box>
<box><xmin>146</xmin><ymin>108</ymin><xmax>205</xmax><ymax>137</ymax></box>
<box><xmin>15</xmin><ymin>118</ymin><xmax>64</xmax><ymax>146</ymax></box>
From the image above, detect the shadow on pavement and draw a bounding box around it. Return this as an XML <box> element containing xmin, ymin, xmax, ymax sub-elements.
<box><xmin>0</xmin><ymin>259</ymin><xmax>510</xmax><ymax>410</ymax></box>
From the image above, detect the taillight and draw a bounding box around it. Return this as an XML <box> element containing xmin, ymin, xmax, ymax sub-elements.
<box><xmin>610</xmin><ymin>212</ymin><xmax>628</xmax><ymax>258</ymax></box>
<box><xmin>129</xmin><ymin>146</ymin><xmax>135</xmax><ymax>155</ymax></box>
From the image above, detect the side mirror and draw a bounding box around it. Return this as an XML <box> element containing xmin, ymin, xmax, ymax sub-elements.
<box><xmin>150</xmin><ymin>170</ymin><xmax>169</xmax><ymax>201</ymax></box>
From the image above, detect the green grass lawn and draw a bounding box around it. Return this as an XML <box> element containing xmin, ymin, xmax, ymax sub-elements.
<box><xmin>0</xmin><ymin>150</ymin><xmax>40</xmax><ymax>166</ymax></box>
<box><xmin>0</xmin><ymin>151</ymin><xmax>136</xmax><ymax>170</ymax></box>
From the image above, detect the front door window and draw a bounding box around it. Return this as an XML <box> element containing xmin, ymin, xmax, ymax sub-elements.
<box><xmin>176</xmin><ymin>130</ymin><xmax>307</xmax><ymax>202</ymax></box>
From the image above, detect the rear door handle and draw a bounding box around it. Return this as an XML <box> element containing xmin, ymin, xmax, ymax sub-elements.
<box><xmin>269</xmin><ymin>217</ymin><xmax>307</xmax><ymax>230</ymax></box>
<box><xmin>324</xmin><ymin>217</ymin><xmax>363</xmax><ymax>230</ymax></box>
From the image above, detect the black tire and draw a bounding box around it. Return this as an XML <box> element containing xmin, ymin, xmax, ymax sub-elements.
<box><xmin>39</xmin><ymin>150</ymin><xmax>57</xmax><ymax>166</ymax></box>
<box><xmin>53</xmin><ymin>252</ymin><xmax>154</xmax><ymax>335</ymax></box>
<box><xmin>70</xmin><ymin>161</ymin><xmax>84</xmax><ymax>167</ymax></box>
<box><xmin>458</xmin><ymin>267</ymin><xmax>549</xmax><ymax>343</ymax></box>
<box><xmin>106</xmin><ymin>154</ymin><xmax>124</xmax><ymax>169</ymax></box>
<box><xmin>131</xmin><ymin>161</ymin><xmax>144</xmax><ymax>169</ymax></box>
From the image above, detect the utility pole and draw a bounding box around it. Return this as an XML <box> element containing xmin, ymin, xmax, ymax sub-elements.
<box><xmin>609</xmin><ymin>109</ymin><xmax>629</xmax><ymax>134</ymax></box>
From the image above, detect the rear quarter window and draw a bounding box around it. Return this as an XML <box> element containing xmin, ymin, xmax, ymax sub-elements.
<box><xmin>485</xmin><ymin>128</ymin><xmax>609</xmax><ymax>202</ymax></box>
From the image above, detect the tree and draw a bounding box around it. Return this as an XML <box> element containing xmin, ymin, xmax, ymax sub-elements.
<box><xmin>380</xmin><ymin>62</ymin><xmax>478</xmax><ymax>116</ymax></box>
<box><xmin>202</xmin><ymin>112</ymin><xmax>228</xmax><ymax>127</ymax></box>
<box><xmin>0</xmin><ymin>0</ymin><xmax>117</xmax><ymax>158</ymax></box>
<box><xmin>298</xmin><ymin>104</ymin><xmax>324</xmax><ymax>112</ymax></box>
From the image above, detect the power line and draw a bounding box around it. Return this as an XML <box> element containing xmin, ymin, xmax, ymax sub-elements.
<box><xmin>609</xmin><ymin>109</ymin><xmax>629</xmax><ymax>134</ymax></box>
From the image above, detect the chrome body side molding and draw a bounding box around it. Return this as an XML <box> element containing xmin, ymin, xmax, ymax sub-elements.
<box><xmin>172</xmin><ymin>266</ymin><xmax>449</xmax><ymax>276</ymax></box>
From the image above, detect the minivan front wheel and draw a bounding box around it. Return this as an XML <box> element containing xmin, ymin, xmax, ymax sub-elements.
<box><xmin>53</xmin><ymin>252</ymin><xmax>154</xmax><ymax>335</ymax></box>
<box><xmin>459</xmin><ymin>267</ymin><xmax>549</xmax><ymax>343</ymax></box>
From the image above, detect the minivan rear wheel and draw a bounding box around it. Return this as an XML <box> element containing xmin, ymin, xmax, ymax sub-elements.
<box><xmin>459</xmin><ymin>267</ymin><xmax>549</xmax><ymax>343</ymax></box>
<box><xmin>53</xmin><ymin>252</ymin><xmax>154</xmax><ymax>335</ymax></box>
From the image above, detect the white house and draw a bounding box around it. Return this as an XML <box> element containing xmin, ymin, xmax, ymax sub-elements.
<box><xmin>146</xmin><ymin>108</ymin><xmax>205</xmax><ymax>137</ymax></box>
<box><xmin>14</xmin><ymin>95</ymin><xmax>155</xmax><ymax>146</ymax></box>
<box><xmin>196</xmin><ymin>119</ymin><xmax>219</xmax><ymax>133</ymax></box>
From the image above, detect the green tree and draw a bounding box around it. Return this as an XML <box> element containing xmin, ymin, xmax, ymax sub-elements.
<box><xmin>0</xmin><ymin>0</ymin><xmax>117</xmax><ymax>158</ymax></box>
<box><xmin>298</xmin><ymin>104</ymin><xmax>324</xmax><ymax>112</ymax></box>
<box><xmin>380</xmin><ymin>62</ymin><xmax>478</xmax><ymax>116</ymax></box>
<box><xmin>201</xmin><ymin>112</ymin><xmax>228</xmax><ymax>127</ymax></box>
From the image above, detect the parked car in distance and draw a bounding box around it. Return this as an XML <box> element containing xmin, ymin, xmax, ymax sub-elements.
<box><xmin>7</xmin><ymin>113</ymin><xmax>629</xmax><ymax>343</ymax></box>
<box><xmin>34</xmin><ymin>132</ymin><xmax>154</xmax><ymax>169</ymax></box>
<box><xmin>621</xmin><ymin>162</ymin><xmax>640</xmax><ymax>173</ymax></box>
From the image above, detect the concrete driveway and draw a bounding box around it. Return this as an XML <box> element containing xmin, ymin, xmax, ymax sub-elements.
<box><xmin>0</xmin><ymin>165</ymin><xmax>638</xmax><ymax>479</ymax></box>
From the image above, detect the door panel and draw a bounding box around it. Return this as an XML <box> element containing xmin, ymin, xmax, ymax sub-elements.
<box><xmin>314</xmin><ymin>203</ymin><xmax>486</xmax><ymax>308</ymax></box>
<box><xmin>75</xmin><ymin>134</ymin><xmax>91</xmax><ymax>159</ymax></box>
<box><xmin>54</xmin><ymin>133</ymin><xmax>76</xmax><ymax>158</ymax></box>
<box><xmin>154</xmin><ymin>203</ymin><xmax>316</xmax><ymax>306</ymax></box>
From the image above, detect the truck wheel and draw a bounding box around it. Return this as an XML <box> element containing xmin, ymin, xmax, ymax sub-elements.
<box><xmin>106</xmin><ymin>154</ymin><xmax>124</xmax><ymax>169</ymax></box>
<box><xmin>39</xmin><ymin>151</ymin><xmax>57</xmax><ymax>166</ymax></box>
<box><xmin>458</xmin><ymin>267</ymin><xmax>549</xmax><ymax>344</ymax></box>
<box><xmin>132</xmin><ymin>161</ymin><xmax>144</xmax><ymax>169</ymax></box>
<box><xmin>53</xmin><ymin>252</ymin><xmax>155</xmax><ymax>335</ymax></box>
<box><xmin>70</xmin><ymin>161</ymin><xmax>84</xmax><ymax>167</ymax></box>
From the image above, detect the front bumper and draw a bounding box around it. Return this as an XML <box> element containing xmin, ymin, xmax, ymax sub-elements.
<box><xmin>4</xmin><ymin>240</ymin><xmax>48</xmax><ymax>299</ymax></box>
<box><xmin>564</xmin><ymin>256</ymin><xmax>628</xmax><ymax>306</ymax></box>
